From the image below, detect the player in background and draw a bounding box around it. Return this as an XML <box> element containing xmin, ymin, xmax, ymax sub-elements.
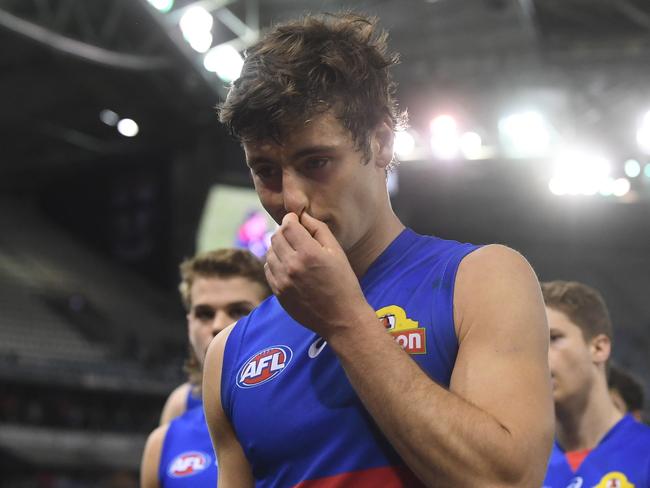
<box><xmin>542</xmin><ymin>280</ymin><xmax>650</xmax><ymax>486</ymax></box>
<box><xmin>141</xmin><ymin>249</ymin><xmax>270</xmax><ymax>488</ymax></box>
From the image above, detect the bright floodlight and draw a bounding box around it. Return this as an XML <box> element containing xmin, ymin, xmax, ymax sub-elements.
<box><xmin>549</xmin><ymin>149</ymin><xmax>610</xmax><ymax>196</ymax></box>
<box><xmin>636</xmin><ymin>124</ymin><xmax>650</xmax><ymax>154</ymax></box>
<box><xmin>430</xmin><ymin>115</ymin><xmax>459</xmax><ymax>160</ymax></box>
<box><xmin>99</xmin><ymin>109</ymin><xmax>119</xmax><ymax>126</ymax></box>
<box><xmin>117</xmin><ymin>118</ymin><xmax>139</xmax><ymax>137</ymax></box>
<box><xmin>645</xmin><ymin>163</ymin><xmax>650</xmax><ymax>178</ymax></box>
<box><xmin>180</xmin><ymin>6</ymin><xmax>214</xmax><ymax>52</ymax></box>
<box><xmin>394</xmin><ymin>130</ymin><xmax>416</xmax><ymax>159</ymax></box>
<box><xmin>499</xmin><ymin>111</ymin><xmax>551</xmax><ymax>157</ymax></box>
<box><xmin>147</xmin><ymin>0</ymin><xmax>174</xmax><ymax>13</ymax></box>
<box><xmin>624</xmin><ymin>159</ymin><xmax>641</xmax><ymax>178</ymax></box>
<box><xmin>612</xmin><ymin>178</ymin><xmax>631</xmax><ymax>197</ymax></box>
<box><xmin>204</xmin><ymin>44</ymin><xmax>244</xmax><ymax>82</ymax></box>
<box><xmin>459</xmin><ymin>131</ymin><xmax>482</xmax><ymax>160</ymax></box>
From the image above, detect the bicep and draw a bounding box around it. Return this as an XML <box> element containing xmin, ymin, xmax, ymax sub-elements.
<box><xmin>203</xmin><ymin>324</ymin><xmax>254</xmax><ymax>488</ymax></box>
<box><xmin>450</xmin><ymin>246</ymin><xmax>553</xmax><ymax>453</ymax></box>
<box><xmin>140</xmin><ymin>425</ymin><xmax>166</xmax><ymax>488</ymax></box>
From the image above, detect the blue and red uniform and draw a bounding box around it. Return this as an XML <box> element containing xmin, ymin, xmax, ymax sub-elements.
<box><xmin>220</xmin><ymin>229</ymin><xmax>479</xmax><ymax>487</ymax></box>
<box><xmin>159</xmin><ymin>405</ymin><xmax>217</xmax><ymax>487</ymax></box>
<box><xmin>186</xmin><ymin>387</ymin><xmax>202</xmax><ymax>411</ymax></box>
<box><xmin>543</xmin><ymin>415</ymin><xmax>650</xmax><ymax>487</ymax></box>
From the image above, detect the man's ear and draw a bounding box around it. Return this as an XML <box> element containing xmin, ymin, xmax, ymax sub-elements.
<box><xmin>372</xmin><ymin>118</ymin><xmax>394</xmax><ymax>169</ymax></box>
<box><xmin>590</xmin><ymin>333</ymin><xmax>612</xmax><ymax>366</ymax></box>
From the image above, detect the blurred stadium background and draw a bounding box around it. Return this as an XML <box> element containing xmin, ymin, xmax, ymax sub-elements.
<box><xmin>1</xmin><ymin>0</ymin><xmax>650</xmax><ymax>486</ymax></box>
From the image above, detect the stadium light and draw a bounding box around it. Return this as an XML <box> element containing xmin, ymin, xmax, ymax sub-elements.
<box><xmin>394</xmin><ymin>130</ymin><xmax>416</xmax><ymax>159</ymax></box>
<box><xmin>612</xmin><ymin>178</ymin><xmax>631</xmax><ymax>197</ymax></box>
<box><xmin>117</xmin><ymin>118</ymin><xmax>139</xmax><ymax>137</ymax></box>
<box><xmin>624</xmin><ymin>159</ymin><xmax>641</xmax><ymax>178</ymax></box>
<box><xmin>204</xmin><ymin>44</ymin><xmax>244</xmax><ymax>82</ymax></box>
<box><xmin>548</xmin><ymin>149</ymin><xmax>610</xmax><ymax>196</ymax></box>
<box><xmin>147</xmin><ymin>0</ymin><xmax>174</xmax><ymax>13</ymax></box>
<box><xmin>99</xmin><ymin>109</ymin><xmax>119</xmax><ymax>127</ymax></box>
<box><xmin>459</xmin><ymin>131</ymin><xmax>482</xmax><ymax>160</ymax></box>
<box><xmin>430</xmin><ymin>115</ymin><xmax>459</xmax><ymax>160</ymax></box>
<box><xmin>499</xmin><ymin>110</ymin><xmax>551</xmax><ymax>157</ymax></box>
<box><xmin>180</xmin><ymin>6</ymin><xmax>214</xmax><ymax>53</ymax></box>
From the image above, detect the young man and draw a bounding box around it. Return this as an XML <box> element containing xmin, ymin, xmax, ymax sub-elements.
<box><xmin>140</xmin><ymin>249</ymin><xmax>270</xmax><ymax>488</ymax></box>
<box><xmin>203</xmin><ymin>13</ymin><xmax>554</xmax><ymax>487</ymax></box>
<box><xmin>609</xmin><ymin>363</ymin><xmax>645</xmax><ymax>423</ymax></box>
<box><xmin>542</xmin><ymin>280</ymin><xmax>650</xmax><ymax>486</ymax></box>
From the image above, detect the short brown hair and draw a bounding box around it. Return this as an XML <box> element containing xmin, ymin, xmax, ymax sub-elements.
<box><xmin>219</xmin><ymin>12</ymin><xmax>407</xmax><ymax>164</ymax></box>
<box><xmin>541</xmin><ymin>280</ymin><xmax>613</xmax><ymax>341</ymax></box>
<box><xmin>178</xmin><ymin>248</ymin><xmax>270</xmax><ymax>311</ymax></box>
<box><xmin>179</xmin><ymin>248</ymin><xmax>270</xmax><ymax>387</ymax></box>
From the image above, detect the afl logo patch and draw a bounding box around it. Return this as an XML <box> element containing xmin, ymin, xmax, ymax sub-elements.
<box><xmin>168</xmin><ymin>451</ymin><xmax>210</xmax><ymax>477</ymax></box>
<box><xmin>237</xmin><ymin>345</ymin><xmax>293</xmax><ymax>388</ymax></box>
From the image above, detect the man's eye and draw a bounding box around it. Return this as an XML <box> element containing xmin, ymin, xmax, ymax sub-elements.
<box><xmin>195</xmin><ymin>310</ymin><xmax>215</xmax><ymax>321</ymax></box>
<box><xmin>253</xmin><ymin>166</ymin><xmax>277</xmax><ymax>179</ymax></box>
<box><xmin>228</xmin><ymin>306</ymin><xmax>253</xmax><ymax>319</ymax></box>
<box><xmin>305</xmin><ymin>158</ymin><xmax>329</xmax><ymax>170</ymax></box>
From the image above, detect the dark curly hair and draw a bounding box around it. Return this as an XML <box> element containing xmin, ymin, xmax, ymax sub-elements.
<box><xmin>219</xmin><ymin>12</ymin><xmax>407</xmax><ymax>165</ymax></box>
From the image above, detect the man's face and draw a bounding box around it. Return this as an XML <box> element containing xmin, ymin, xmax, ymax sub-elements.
<box><xmin>546</xmin><ymin>306</ymin><xmax>597</xmax><ymax>407</ymax></box>
<box><xmin>187</xmin><ymin>276</ymin><xmax>266</xmax><ymax>365</ymax></box>
<box><xmin>243</xmin><ymin>111</ymin><xmax>391</xmax><ymax>253</ymax></box>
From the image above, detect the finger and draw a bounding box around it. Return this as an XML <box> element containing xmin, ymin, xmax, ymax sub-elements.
<box><xmin>271</xmin><ymin>225</ymin><xmax>296</xmax><ymax>261</ymax></box>
<box><xmin>299</xmin><ymin>211</ymin><xmax>338</xmax><ymax>247</ymax></box>
<box><xmin>263</xmin><ymin>254</ymin><xmax>281</xmax><ymax>295</ymax></box>
<box><xmin>281</xmin><ymin>212</ymin><xmax>315</xmax><ymax>250</ymax></box>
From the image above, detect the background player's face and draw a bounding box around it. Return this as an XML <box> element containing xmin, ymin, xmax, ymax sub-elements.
<box><xmin>187</xmin><ymin>275</ymin><xmax>266</xmax><ymax>364</ymax></box>
<box><xmin>546</xmin><ymin>306</ymin><xmax>599</xmax><ymax>407</ymax></box>
<box><xmin>243</xmin><ymin>110</ymin><xmax>392</xmax><ymax>253</ymax></box>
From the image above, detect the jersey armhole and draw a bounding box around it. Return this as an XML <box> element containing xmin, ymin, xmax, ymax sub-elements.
<box><xmin>431</xmin><ymin>244</ymin><xmax>482</xmax><ymax>379</ymax></box>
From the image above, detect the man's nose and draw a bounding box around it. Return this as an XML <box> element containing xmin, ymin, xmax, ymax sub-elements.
<box><xmin>281</xmin><ymin>170</ymin><xmax>308</xmax><ymax>216</ymax></box>
<box><xmin>211</xmin><ymin>311</ymin><xmax>231</xmax><ymax>336</ymax></box>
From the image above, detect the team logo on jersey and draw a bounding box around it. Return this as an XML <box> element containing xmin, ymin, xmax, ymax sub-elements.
<box><xmin>237</xmin><ymin>345</ymin><xmax>293</xmax><ymax>388</ymax></box>
<box><xmin>566</xmin><ymin>477</ymin><xmax>583</xmax><ymax>488</ymax></box>
<box><xmin>594</xmin><ymin>472</ymin><xmax>635</xmax><ymax>488</ymax></box>
<box><xmin>376</xmin><ymin>305</ymin><xmax>426</xmax><ymax>354</ymax></box>
<box><xmin>168</xmin><ymin>451</ymin><xmax>211</xmax><ymax>478</ymax></box>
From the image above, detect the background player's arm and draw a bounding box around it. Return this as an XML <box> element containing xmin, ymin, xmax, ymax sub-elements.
<box><xmin>203</xmin><ymin>323</ymin><xmax>254</xmax><ymax>488</ymax></box>
<box><xmin>327</xmin><ymin>245</ymin><xmax>554</xmax><ymax>486</ymax></box>
<box><xmin>159</xmin><ymin>382</ymin><xmax>190</xmax><ymax>425</ymax></box>
<box><xmin>140</xmin><ymin>424</ymin><xmax>168</xmax><ymax>488</ymax></box>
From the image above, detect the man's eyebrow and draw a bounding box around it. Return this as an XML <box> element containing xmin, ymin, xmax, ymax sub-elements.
<box><xmin>291</xmin><ymin>145</ymin><xmax>338</xmax><ymax>160</ymax></box>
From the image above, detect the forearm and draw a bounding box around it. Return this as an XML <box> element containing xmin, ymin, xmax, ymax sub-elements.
<box><xmin>328</xmin><ymin>311</ymin><xmax>533</xmax><ymax>486</ymax></box>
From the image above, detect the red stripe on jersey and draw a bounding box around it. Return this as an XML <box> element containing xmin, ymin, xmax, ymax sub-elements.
<box><xmin>292</xmin><ymin>465</ymin><xmax>426</xmax><ymax>488</ymax></box>
<box><xmin>565</xmin><ymin>448</ymin><xmax>591</xmax><ymax>471</ymax></box>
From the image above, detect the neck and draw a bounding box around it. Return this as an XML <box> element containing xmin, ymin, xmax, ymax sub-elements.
<box><xmin>346</xmin><ymin>207</ymin><xmax>404</xmax><ymax>278</ymax></box>
<box><xmin>555</xmin><ymin>373</ymin><xmax>623</xmax><ymax>452</ymax></box>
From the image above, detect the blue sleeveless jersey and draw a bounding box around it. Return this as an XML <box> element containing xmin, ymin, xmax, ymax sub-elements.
<box><xmin>159</xmin><ymin>405</ymin><xmax>217</xmax><ymax>487</ymax></box>
<box><xmin>543</xmin><ymin>415</ymin><xmax>650</xmax><ymax>488</ymax></box>
<box><xmin>221</xmin><ymin>229</ymin><xmax>480</xmax><ymax>487</ymax></box>
<box><xmin>186</xmin><ymin>386</ymin><xmax>202</xmax><ymax>411</ymax></box>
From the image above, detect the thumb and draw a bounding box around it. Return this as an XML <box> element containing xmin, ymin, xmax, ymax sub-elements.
<box><xmin>300</xmin><ymin>211</ymin><xmax>337</xmax><ymax>247</ymax></box>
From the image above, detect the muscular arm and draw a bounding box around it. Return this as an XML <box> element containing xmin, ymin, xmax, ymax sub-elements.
<box><xmin>159</xmin><ymin>382</ymin><xmax>191</xmax><ymax>425</ymax></box>
<box><xmin>203</xmin><ymin>323</ymin><xmax>254</xmax><ymax>488</ymax></box>
<box><xmin>140</xmin><ymin>424</ymin><xmax>168</xmax><ymax>488</ymax></box>
<box><xmin>326</xmin><ymin>245</ymin><xmax>554</xmax><ymax>486</ymax></box>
